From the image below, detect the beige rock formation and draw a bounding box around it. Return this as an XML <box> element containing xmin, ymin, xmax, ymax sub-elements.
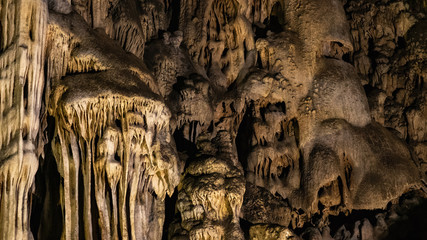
<box><xmin>46</xmin><ymin>9</ymin><xmax>181</xmax><ymax>240</ymax></box>
<box><xmin>0</xmin><ymin>0</ymin><xmax>425</xmax><ymax>239</ymax></box>
<box><xmin>0</xmin><ymin>0</ymin><xmax>47</xmax><ymax>239</ymax></box>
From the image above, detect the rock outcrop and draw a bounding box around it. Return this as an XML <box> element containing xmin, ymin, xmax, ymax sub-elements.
<box><xmin>0</xmin><ymin>0</ymin><xmax>425</xmax><ymax>239</ymax></box>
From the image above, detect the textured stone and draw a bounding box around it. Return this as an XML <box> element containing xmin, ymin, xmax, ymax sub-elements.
<box><xmin>0</xmin><ymin>0</ymin><xmax>425</xmax><ymax>239</ymax></box>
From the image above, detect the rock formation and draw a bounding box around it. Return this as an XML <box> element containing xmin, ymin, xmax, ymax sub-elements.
<box><xmin>0</xmin><ymin>0</ymin><xmax>426</xmax><ymax>239</ymax></box>
<box><xmin>0</xmin><ymin>0</ymin><xmax>46</xmax><ymax>239</ymax></box>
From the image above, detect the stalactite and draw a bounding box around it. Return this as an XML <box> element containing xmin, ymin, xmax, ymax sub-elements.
<box><xmin>50</xmin><ymin>93</ymin><xmax>181</xmax><ymax>239</ymax></box>
<box><xmin>0</xmin><ymin>0</ymin><xmax>47</xmax><ymax>239</ymax></box>
<box><xmin>0</xmin><ymin>0</ymin><xmax>425</xmax><ymax>239</ymax></box>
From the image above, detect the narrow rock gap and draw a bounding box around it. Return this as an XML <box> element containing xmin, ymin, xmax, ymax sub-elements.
<box><xmin>162</xmin><ymin>188</ymin><xmax>178</xmax><ymax>240</ymax></box>
<box><xmin>168</xmin><ymin>0</ymin><xmax>180</xmax><ymax>32</ymax></box>
<box><xmin>236</xmin><ymin>102</ymin><xmax>254</xmax><ymax>171</ymax></box>
<box><xmin>31</xmin><ymin>115</ymin><xmax>62</xmax><ymax>240</ymax></box>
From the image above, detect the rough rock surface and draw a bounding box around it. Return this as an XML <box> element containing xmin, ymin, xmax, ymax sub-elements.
<box><xmin>0</xmin><ymin>0</ymin><xmax>47</xmax><ymax>239</ymax></box>
<box><xmin>0</xmin><ymin>0</ymin><xmax>426</xmax><ymax>239</ymax></box>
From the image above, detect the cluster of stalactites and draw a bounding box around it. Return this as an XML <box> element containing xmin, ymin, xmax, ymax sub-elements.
<box><xmin>179</xmin><ymin>0</ymin><xmax>255</xmax><ymax>88</ymax></box>
<box><xmin>0</xmin><ymin>0</ymin><xmax>47</xmax><ymax>239</ymax></box>
<box><xmin>69</xmin><ymin>0</ymin><xmax>169</xmax><ymax>58</ymax></box>
<box><xmin>51</xmin><ymin>94</ymin><xmax>181</xmax><ymax>240</ymax></box>
<box><xmin>243</xmin><ymin>101</ymin><xmax>301</xmax><ymax>202</ymax></box>
<box><xmin>245</xmin><ymin>0</ymin><xmax>284</xmax><ymax>25</ymax></box>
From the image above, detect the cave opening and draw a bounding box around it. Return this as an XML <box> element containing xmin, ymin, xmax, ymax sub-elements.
<box><xmin>162</xmin><ymin>189</ymin><xmax>179</xmax><ymax>240</ymax></box>
<box><xmin>168</xmin><ymin>0</ymin><xmax>181</xmax><ymax>32</ymax></box>
<box><xmin>236</xmin><ymin>102</ymin><xmax>255</xmax><ymax>171</ymax></box>
<box><xmin>254</xmin><ymin>2</ymin><xmax>285</xmax><ymax>39</ymax></box>
<box><xmin>30</xmin><ymin>115</ymin><xmax>63</xmax><ymax>240</ymax></box>
<box><xmin>268</xmin><ymin>2</ymin><xmax>285</xmax><ymax>33</ymax></box>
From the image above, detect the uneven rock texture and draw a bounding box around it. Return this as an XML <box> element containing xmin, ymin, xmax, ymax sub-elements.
<box><xmin>0</xmin><ymin>0</ymin><xmax>426</xmax><ymax>239</ymax></box>
<box><xmin>44</xmin><ymin>9</ymin><xmax>181</xmax><ymax>240</ymax></box>
<box><xmin>0</xmin><ymin>0</ymin><xmax>47</xmax><ymax>239</ymax></box>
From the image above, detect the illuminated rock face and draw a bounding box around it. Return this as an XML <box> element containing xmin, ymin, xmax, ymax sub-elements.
<box><xmin>0</xmin><ymin>0</ymin><xmax>47</xmax><ymax>239</ymax></box>
<box><xmin>0</xmin><ymin>0</ymin><xmax>426</xmax><ymax>239</ymax></box>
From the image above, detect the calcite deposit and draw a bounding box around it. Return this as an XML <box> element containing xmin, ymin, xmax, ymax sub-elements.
<box><xmin>0</xmin><ymin>0</ymin><xmax>426</xmax><ymax>239</ymax></box>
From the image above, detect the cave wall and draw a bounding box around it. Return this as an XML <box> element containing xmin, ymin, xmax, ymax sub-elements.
<box><xmin>0</xmin><ymin>0</ymin><xmax>426</xmax><ymax>239</ymax></box>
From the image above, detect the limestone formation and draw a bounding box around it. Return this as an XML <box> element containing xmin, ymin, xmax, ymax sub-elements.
<box><xmin>0</xmin><ymin>0</ymin><xmax>47</xmax><ymax>239</ymax></box>
<box><xmin>0</xmin><ymin>0</ymin><xmax>426</xmax><ymax>239</ymax></box>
